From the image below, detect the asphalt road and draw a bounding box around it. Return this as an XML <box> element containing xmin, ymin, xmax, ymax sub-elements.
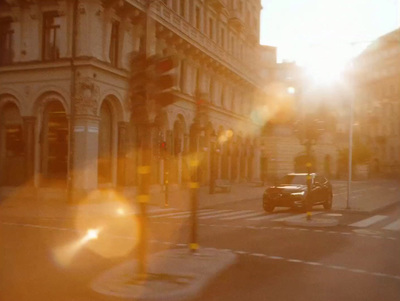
<box><xmin>0</xmin><ymin>182</ymin><xmax>399</xmax><ymax>301</ymax></box>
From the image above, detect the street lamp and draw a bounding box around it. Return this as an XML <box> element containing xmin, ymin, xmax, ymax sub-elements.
<box><xmin>346</xmin><ymin>65</ymin><xmax>355</xmax><ymax>210</ymax></box>
<box><xmin>209</xmin><ymin>132</ymin><xmax>217</xmax><ymax>194</ymax></box>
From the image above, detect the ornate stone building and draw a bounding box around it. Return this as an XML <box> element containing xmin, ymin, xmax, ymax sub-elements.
<box><xmin>353</xmin><ymin>28</ymin><xmax>400</xmax><ymax>177</ymax></box>
<box><xmin>0</xmin><ymin>0</ymin><xmax>267</xmax><ymax>200</ymax></box>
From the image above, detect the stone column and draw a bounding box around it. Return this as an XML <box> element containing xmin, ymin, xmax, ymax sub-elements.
<box><xmin>23</xmin><ymin>116</ymin><xmax>35</xmax><ymax>184</ymax></box>
<box><xmin>69</xmin><ymin>79</ymin><xmax>100</xmax><ymax>202</ymax></box>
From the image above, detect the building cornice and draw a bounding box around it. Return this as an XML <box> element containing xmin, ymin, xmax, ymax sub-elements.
<box><xmin>127</xmin><ymin>0</ymin><xmax>263</xmax><ymax>89</ymax></box>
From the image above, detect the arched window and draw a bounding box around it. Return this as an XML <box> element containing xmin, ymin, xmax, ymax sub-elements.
<box><xmin>41</xmin><ymin>101</ymin><xmax>68</xmax><ymax>185</ymax></box>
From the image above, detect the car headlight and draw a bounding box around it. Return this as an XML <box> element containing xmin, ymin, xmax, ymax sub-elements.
<box><xmin>291</xmin><ymin>191</ymin><xmax>305</xmax><ymax>196</ymax></box>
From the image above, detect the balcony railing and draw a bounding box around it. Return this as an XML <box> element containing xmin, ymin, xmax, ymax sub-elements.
<box><xmin>147</xmin><ymin>1</ymin><xmax>261</xmax><ymax>87</ymax></box>
<box><xmin>228</xmin><ymin>9</ymin><xmax>244</xmax><ymax>31</ymax></box>
<box><xmin>207</xmin><ymin>0</ymin><xmax>228</xmax><ymax>10</ymax></box>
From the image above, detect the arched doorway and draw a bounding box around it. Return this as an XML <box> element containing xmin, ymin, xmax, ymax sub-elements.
<box><xmin>40</xmin><ymin>101</ymin><xmax>68</xmax><ymax>186</ymax></box>
<box><xmin>98</xmin><ymin>101</ymin><xmax>113</xmax><ymax>184</ymax></box>
<box><xmin>0</xmin><ymin>103</ymin><xmax>25</xmax><ymax>186</ymax></box>
<box><xmin>172</xmin><ymin>118</ymin><xmax>184</xmax><ymax>184</ymax></box>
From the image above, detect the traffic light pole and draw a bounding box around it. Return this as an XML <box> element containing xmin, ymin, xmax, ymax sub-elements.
<box><xmin>136</xmin><ymin>1</ymin><xmax>155</xmax><ymax>278</ymax></box>
<box><xmin>190</xmin><ymin>141</ymin><xmax>199</xmax><ymax>253</ymax></box>
<box><xmin>305</xmin><ymin>141</ymin><xmax>312</xmax><ymax>221</ymax></box>
<box><xmin>164</xmin><ymin>156</ymin><xmax>169</xmax><ymax>207</ymax></box>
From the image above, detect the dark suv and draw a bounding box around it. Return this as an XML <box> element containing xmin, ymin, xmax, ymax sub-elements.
<box><xmin>263</xmin><ymin>173</ymin><xmax>333</xmax><ymax>212</ymax></box>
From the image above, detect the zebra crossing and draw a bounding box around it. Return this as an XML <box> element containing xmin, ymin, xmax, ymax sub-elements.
<box><xmin>148</xmin><ymin>208</ymin><xmax>324</xmax><ymax>224</ymax></box>
<box><xmin>148</xmin><ymin>207</ymin><xmax>400</xmax><ymax>232</ymax></box>
<box><xmin>349</xmin><ymin>215</ymin><xmax>400</xmax><ymax>232</ymax></box>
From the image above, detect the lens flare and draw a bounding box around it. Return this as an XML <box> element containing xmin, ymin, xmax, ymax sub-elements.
<box><xmin>85</xmin><ymin>228</ymin><xmax>99</xmax><ymax>241</ymax></box>
<box><xmin>72</xmin><ymin>189</ymin><xmax>139</xmax><ymax>259</ymax></box>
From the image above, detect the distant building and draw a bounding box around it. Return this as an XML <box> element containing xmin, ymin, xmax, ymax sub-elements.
<box><xmin>258</xmin><ymin>60</ymin><xmax>338</xmax><ymax>181</ymax></box>
<box><xmin>0</xmin><ymin>0</ymin><xmax>268</xmax><ymax>200</ymax></box>
<box><xmin>353</xmin><ymin>28</ymin><xmax>400</xmax><ymax>177</ymax></box>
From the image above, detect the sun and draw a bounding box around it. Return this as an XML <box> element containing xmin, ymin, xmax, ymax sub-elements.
<box><xmin>299</xmin><ymin>42</ymin><xmax>352</xmax><ymax>86</ymax></box>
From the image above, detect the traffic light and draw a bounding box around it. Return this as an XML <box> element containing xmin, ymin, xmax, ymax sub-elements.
<box><xmin>129</xmin><ymin>52</ymin><xmax>149</xmax><ymax>105</ymax></box>
<box><xmin>151</xmin><ymin>55</ymin><xmax>178</xmax><ymax>107</ymax></box>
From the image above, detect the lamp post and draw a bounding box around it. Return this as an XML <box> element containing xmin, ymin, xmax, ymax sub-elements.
<box><xmin>347</xmin><ymin>67</ymin><xmax>355</xmax><ymax>210</ymax></box>
<box><xmin>209</xmin><ymin>132</ymin><xmax>217</xmax><ymax>194</ymax></box>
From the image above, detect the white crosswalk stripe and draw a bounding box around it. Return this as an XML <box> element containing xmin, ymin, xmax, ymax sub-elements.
<box><xmin>382</xmin><ymin>219</ymin><xmax>400</xmax><ymax>231</ymax></box>
<box><xmin>247</xmin><ymin>212</ymin><xmax>292</xmax><ymax>221</ymax></box>
<box><xmin>148</xmin><ymin>208</ymin><xmax>342</xmax><ymax>224</ymax></box>
<box><xmin>349</xmin><ymin>215</ymin><xmax>388</xmax><ymax>228</ymax></box>
<box><xmin>272</xmin><ymin>212</ymin><xmax>323</xmax><ymax>222</ymax></box>
<box><xmin>199</xmin><ymin>210</ymin><xmax>252</xmax><ymax>220</ymax></box>
<box><xmin>149</xmin><ymin>209</ymin><xmax>212</xmax><ymax>218</ymax></box>
<box><xmin>171</xmin><ymin>209</ymin><xmax>229</xmax><ymax>219</ymax></box>
<box><xmin>221</xmin><ymin>212</ymin><xmax>265</xmax><ymax>221</ymax></box>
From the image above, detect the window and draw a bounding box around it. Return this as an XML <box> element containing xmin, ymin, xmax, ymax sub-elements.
<box><xmin>195</xmin><ymin>7</ymin><xmax>201</xmax><ymax>30</ymax></box>
<box><xmin>195</xmin><ymin>68</ymin><xmax>200</xmax><ymax>93</ymax></box>
<box><xmin>0</xmin><ymin>18</ymin><xmax>13</xmax><ymax>65</ymax></box>
<box><xmin>179</xmin><ymin>0</ymin><xmax>186</xmax><ymax>18</ymax></box>
<box><xmin>109</xmin><ymin>20</ymin><xmax>120</xmax><ymax>67</ymax></box>
<box><xmin>220</xmin><ymin>28</ymin><xmax>225</xmax><ymax>48</ymax></box>
<box><xmin>179</xmin><ymin>60</ymin><xmax>185</xmax><ymax>91</ymax></box>
<box><xmin>42</xmin><ymin>12</ymin><xmax>60</xmax><ymax>61</ymax></box>
<box><xmin>209</xmin><ymin>18</ymin><xmax>214</xmax><ymax>39</ymax></box>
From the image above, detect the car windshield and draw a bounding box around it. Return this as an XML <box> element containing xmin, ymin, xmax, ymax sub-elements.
<box><xmin>279</xmin><ymin>175</ymin><xmax>308</xmax><ymax>185</ymax></box>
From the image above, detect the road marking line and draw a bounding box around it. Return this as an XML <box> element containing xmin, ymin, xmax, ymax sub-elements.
<box><xmin>221</xmin><ymin>211</ymin><xmax>263</xmax><ymax>220</ymax></box>
<box><xmin>383</xmin><ymin>219</ymin><xmax>400</xmax><ymax>231</ymax></box>
<box><xmin>268</xmin><ymin>256</ymin><xmax>284</xmax><ymax>260</ymax></box>
<box><xmin>251</xmin><ymin>253</ymin><xmax>266</xmax><ymax>257</ymax></box>
<box><xmin>247</xmin><ymin>212</ymin><xmax>292</xmax><ymax>221</ymax></box>
<box><xmin>273</xmin><ymin>212</ymin><xmax>323</xmax><ymax>222</ymax></box>
<box><xmin>305</xmin><ymin>261</ymin><xmax>323</xmax><ymax>266</ymax></box>
<box><xmin>199</xmin><ymin>210</ymin><xmax>252</xmax><ymax>220</ymax></box>
<box><xmin>287</xmin><ymin>259</ymin><xmax>303</xmax><ymax>263</ymax></box>
<box><xmin>349</xmin><ymin>215</ymin><xmax>388</xmax><ymax>228</ymax></box>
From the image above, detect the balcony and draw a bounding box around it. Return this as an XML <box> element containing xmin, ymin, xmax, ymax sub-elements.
<box><xmin>207</xmin><ymin>0</ymin><xmax>227</xmax><ymax>11</ymax></box>
<box><xmin>228</xmin><ymin>9</ymin><xmax>244</xmax><ymax>31</ymax></box>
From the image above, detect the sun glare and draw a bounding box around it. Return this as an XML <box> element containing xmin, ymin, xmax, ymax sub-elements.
<box><xmin>298</xmin><ymin>42</ymin><xmax>353</xmax><ymax>86</ymax></box>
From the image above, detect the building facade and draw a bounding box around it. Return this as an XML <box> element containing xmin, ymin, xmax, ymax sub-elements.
<box><xmin>353</xmin><ymin>28</ymin><xmax>400</xmax><ymax>177</ymax></box>
<box><xmin>0</xmin><ymin>0</ymin><xmax>267</xmax><ymax>200</ymax></box>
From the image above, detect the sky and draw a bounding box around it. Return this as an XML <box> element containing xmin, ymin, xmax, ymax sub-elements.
<box><xmin>260</xmin><ymin>0</ymin><xmax>400</xmax><ymax>74</ymax></box>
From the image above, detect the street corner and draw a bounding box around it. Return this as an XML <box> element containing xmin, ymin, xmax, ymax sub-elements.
<box><xmin>284</xmin><ymin>214</ymin><xmax>339</xmax><ymax>228</ymax></box>
<box><xmin>90</xmin><ymin>247</ymin><xmax>237</xmax><ymax>301</ymax></box>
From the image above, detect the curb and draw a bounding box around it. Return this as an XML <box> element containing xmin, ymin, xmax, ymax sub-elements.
<box><xmin>284</xmin><ymin>217</ymin><xmax>339</xmax><ymax>227</ymax></box>
<box><xmin>91</xmin><ymin>248</ymin><xmax>237</xmax><ymax>301</ymax></box>
<box><xmin>333</xmin><ymin>200</ymin><xmax>400</xmax><ymax>215</ymax></box>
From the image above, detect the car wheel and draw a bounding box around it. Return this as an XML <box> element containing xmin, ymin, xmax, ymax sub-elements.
<box><xmin>263</xmin><ymin>201</ymin><xmax>275</xmax><ymax>213</ymax></box>
<box><xmin>323</xmin><ymin>194</ymin><xmax>333</xmax><ymax>210</ymax></box>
